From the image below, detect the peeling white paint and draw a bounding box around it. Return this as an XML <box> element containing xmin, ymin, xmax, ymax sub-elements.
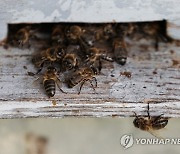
<box><xmin>0</xmin><ymin>0</ymin><xmax>180</xmax><ymax>39</ymax></box>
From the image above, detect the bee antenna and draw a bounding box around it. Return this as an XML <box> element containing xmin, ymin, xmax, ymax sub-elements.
<box><xmin>133</xmin><ymin>111</ymin><xmax>138</xmax><ymax>117</ymax></box>
<box><xmin>147</xmin><ymin>103</ymin><xmax>150</xmax><ymax>119</ymax></box>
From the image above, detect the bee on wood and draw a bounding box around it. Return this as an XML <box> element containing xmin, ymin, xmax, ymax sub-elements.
<box><xmin>79</xmin><ymin>36</ymin><xmax>113</xmax><ymax>73</ymax></box>
<box><xmin>65</xmin><ymin>25</ymin><xmax>85</xmax><ymax>44</ymax></box>
<box><xmin>86</xmin><ymin>47</ymin><xmax>113</xmax><ymax>62</ymax></box>
<box><xmin>85</xmin><ymin>47</ymin><xmax>114</xmax><ymax>73</ymax></box>
<box><xmin>66</xmin><ymin>66</ymin><xmax>97</xmax><ymax>94</ymax></box>
<box><xmin>32</xmin><ymin>46</ymin><xmax>66</xmax><ymax>74</ymax></box>
<box><xmin>133</xmin><ymin>103</ymin><xmax>168</xmax><ymax>137</ymax></box>
<box><xmin>61</xmin><ymin>53</ymin><xmax>79</xmax><ymax>71</ymax></box>
<box><xmin>112</xmin><ymin>38</ymin><xmax>127</xmax><ymax>65</ymax></box>
<box><xmin>51</xmin><ymin>25</ymin><xmax>65</xmax><ymax>45</ymax></box>
<box><xmin>42</xmin><ymin>66</ymin><xmax>66</xmax><ymax>97</ymax></box>
<box><xmin>112</xmin><ymin>23</ymin><xmax>138</xmax><ymax>65</ymax></box>
<box><xmin>61</xmin><ymin>45</ymin><xmax>81</xmax><ymax>71</ymax></box>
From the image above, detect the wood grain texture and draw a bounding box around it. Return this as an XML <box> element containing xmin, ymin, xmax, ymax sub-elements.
<box><xmin>1</xmin><ymin>0</ymin><xmax>180</xmax><ymax>39</ymax></box>
<box><xmin>0</xmin><ymin>40</ymin><xmax>179</xmax><ymax>118</ymax></box>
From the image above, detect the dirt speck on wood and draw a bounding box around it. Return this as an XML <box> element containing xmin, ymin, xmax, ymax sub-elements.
<box><xmin>120</xmin><ymin>71</ymin><xmax>132</xmax><ymax>78</ymax></box>
<box><xmin>52</xmin><ymin>100</ymin><xmax>57</xmax><ymax>106</ymax></box>
<box><xmin>23</xmin><ymin>66</ymin><xmax>27</xmax><ymax>69</ymax></box>
<box><xmin>27</xmin><ymin>72</ymin><xmax>35</xmax><ymax>76</ymax></box>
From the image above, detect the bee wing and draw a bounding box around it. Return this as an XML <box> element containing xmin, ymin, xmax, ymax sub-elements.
<box><xmin>56</xmin><ymin>77</ymin><xmax>67</xmax><ymax>94</ymax></box>
<box><xmin>32</xmin><ymin>76</ymin><xmax>43</xmax><ymax>86</ymax></box>
<box><xmin>148</xmin><ymin>129</ymin><xmax>165</xmax><ymax>139</ymax></box>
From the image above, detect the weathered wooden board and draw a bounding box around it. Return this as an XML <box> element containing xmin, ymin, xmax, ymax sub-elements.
<box><xmin>0</xmin><ymin>0</ymin><xmax>180</xmax><ymax>118</ymax></box>
<box><xmin>0</xmin><ymin>39</ymin><xmax>179</xmax><ymax>118</ymax></box>
<box><xmin>1</xmin><ymin>0</ymin><xmax>180</xmax><ymax>39</ymax></box>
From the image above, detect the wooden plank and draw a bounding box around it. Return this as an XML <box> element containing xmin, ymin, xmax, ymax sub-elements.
<box><xmin>168</xmin><ymin>19</ymin><xmax>180</xmax><ymax>39</ymax></box>
<box><xmin>1</xmin><ymin>0</ymin><xmax>180</xmax><ymax>39</ymax></box>
<box><xmin>1</xmin><ymin>0</ymin><xmax>180</xmax><ymax>23</ymax></box>
<box><xmin>0</xmin><ymin>39</ymin><xmax>179</xmax><ymax>118</ymax></box>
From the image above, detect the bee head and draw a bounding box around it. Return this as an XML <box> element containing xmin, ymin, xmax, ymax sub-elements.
<box><xmin>103</xmin><ymin>24</ymin><xmax>114</xmax><ymax>37</ymax></box>
<box><xmin>56</xmin><ymin>47</ymin><xmax>66</xmax><ymax>59</ymax></box>
<box><xmin>66</xmin><ymin>26</ymin><xmax>83</xmax><ymax>41</ymax></box>
<box><xmin>133</xmin><ymin>117</ymin><xmax>146</xmax><ymax>129</ymax></box>
<box><xmin>90</xmin><ymin>66</ymin><xmax>98</xmax><ymax>75</ymax></box>
<box><xmin>87</xmin><ymin>48</ymin><xmax>97</xmax><ymax>58</ymax></box>
<box><xmin>63</xmin><ymin>58</ymin><xmax>75</xmax><ymax>70</ymax></box>
<box><xmin>70</xmin><ymin>26</ymin><xmax>82</xmax><ymax>35</ymax></box>
<box><xmin>47</xmin><ymin>66</ymin><xmax>56</xmax><ymax>72</ymax></box>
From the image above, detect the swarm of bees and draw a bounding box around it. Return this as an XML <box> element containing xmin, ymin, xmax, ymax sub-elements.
<box><xmin>2</xmin><ymin>21</ymin><xmax>172</xmax><ymax>136</ymax></box>
<box><xmin>3</xmin><ymin>21</ymin><xmax>172</xmax><ymax>98</ymax></box>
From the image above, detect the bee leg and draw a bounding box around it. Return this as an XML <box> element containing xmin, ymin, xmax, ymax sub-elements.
<box><xmin>57</xmin><ymin>84</ymin><xmax>67</xmax><ymax>94</ymax></box>
<box><xmin>132</xmin><ymin>111</ymin><xmax>138</xmax><ymax>118</ymax></box>
<box><xmin>89</xmin><ymin>80</ymin><xmax>97</xmax><ymax>94</ymax></box>
<box><xmin>56</xmin><ymin>78</ymin><xmax>67</xmax><ymax>94</ymax></box>
<box><xmin>92</xmin><ymin>77</ymin><xmax>97</xmax><ymax>88</ymax></box>
<box><xmin>147</xmin><ymin>103</ymin><xmax>151</xmax><ymax>119</ymax></box>
<box><xmin>98</xmin><ymin>59</ymin><xmax>102</xmax><ymax>73</ymax></box>
<box><xmin>35</xmin><ymin>63</ymin><xmax>44</xmax><ymax>75</ymax></box>
<box><xmin>27</xmin><ymin>40</ymin><xmax>31</xmax><ymax>49</ymax></box>
<box><xmin>78</xmin><ymin>80</ymin><xmax>86</xmax><ymax>95</ymax></box>
<box><xmin>18</xmin><ymin>40</ymin><xmax>24</xmax><ymax>48</ymax></box>
<box><xmin>36</xmin><ymin>68</ymin><xmax>43</xmax><ymax>75</ymax></box>
<box><xmin>32</xmin><ymin>77</ymin><xmax>41</xmax><ymax>86</ymax></box>
<box><xmin>155</xmin><ymin>35</ymin><xmax>159</xmax><ymax>51</ymax></box>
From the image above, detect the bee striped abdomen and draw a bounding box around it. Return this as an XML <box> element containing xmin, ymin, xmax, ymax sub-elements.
<box><xmin>44</xmin><ymin>79</ymin><xmax>56</xmax><ymax>97</ymax></box>
<box><xmin>152</xmin><ymin>118</ymin><xmax>168</xmax><ymax>130</ymax></box>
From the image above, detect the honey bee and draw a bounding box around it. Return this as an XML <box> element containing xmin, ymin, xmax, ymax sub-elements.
<box><xmin>32</xmin><ymin>46</ymin><xmax>66</xmax><ymax>74</ymax></box>
<box><xmin>61</xmin><ymin>53</ymin><xmax>79</xmax><ymax>71</ymax></box>
<box><xmin>79</xmin><ymin>36</ymin><xmax>113</xmax><ymax>73</ymax></box>
<box><xmin>85</xmin><ymin>47</ymin><xmax>114</xmax><ymax>72</ymax></box>
<box><xmin>112</xmin><ymin>38</ymin><xmax>127</xmax><ymax>65</ymax></box>
<box><xmin>42</xmin><ymin>66</ymin><xmax>66</xmax><ymax>97</ymax></box>
<box><xmin>66</xmin><ymin>66</ymin><xmax>97</xmax><ymax>94</ymax></box>
<box><xmin>65</xmin><ymin>25</ymin><xmax>85</xmax><ymax>44</ymax></box>
<box><xmin>51</xmin><ymin>25</ymin><xmax>65</xmax><ymax>45</ymax></box>
<box><xmin>133</xmin><ymin>103</ymin><xmax>168</xmax><ymax>137</ymax></box>
<box><xmin>138</xmin><ymin>21</ymin><xmax>173</xmax><ymax>50</ymax></box>
<box><xmin>61</xmin><ymin>45</ymin><xmax>81</xmax><ymax>71</ymax></box>
<box><xmin>0</xmin><ymin>38</ymin><xmax>8</xmax><ymax>49</ymax></box>
<box><xmin>12</xmin><ymin>26</ymin><xmax>37</xmax><ymax>48</ymax></box>
<box><xmin>95</xmin><ymin>24</ymin><xmax>116</xmax><ymax>41</ymax></box>
<box><xmin>117</xmin><ymin>23</ymin><xmax>137</xmax><ymax>37</ymax></box>
<box><xmin>80</xmin><ymin>26</ymin><xmax>97</xmax><ymax>48</ymax></box>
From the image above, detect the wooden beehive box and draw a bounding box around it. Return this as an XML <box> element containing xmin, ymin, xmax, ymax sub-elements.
<box><xmin>0</xmin><ymin>0</ymin><xmax>179</xmax><ymax>118</ymax></box>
